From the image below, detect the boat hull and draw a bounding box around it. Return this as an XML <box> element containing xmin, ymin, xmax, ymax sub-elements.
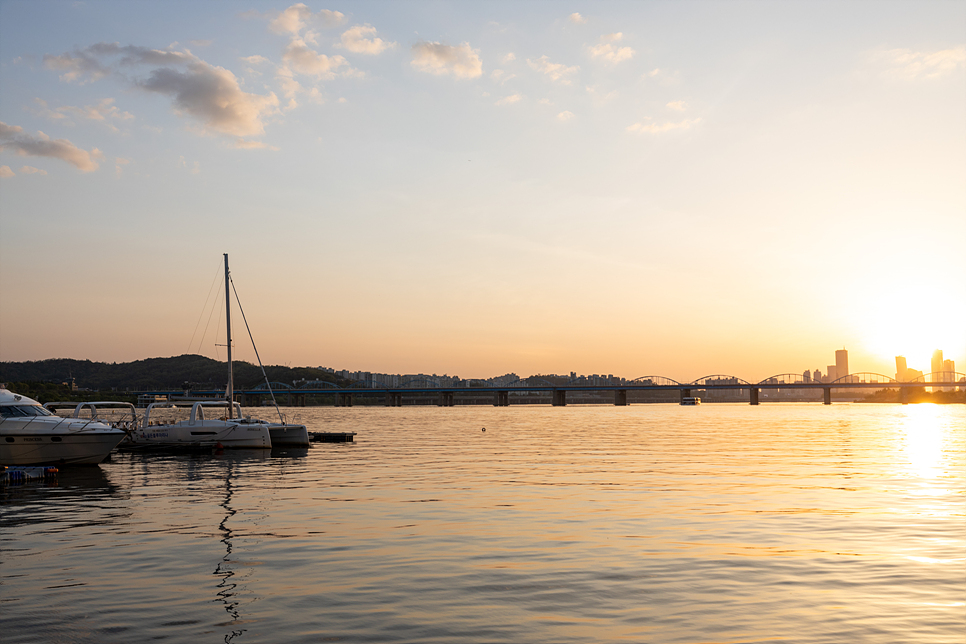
<box><xmin>124</xmin><ymin>420</ymin><xmax>272</xmax><ymax>450</ymax></box>
<box><xmin>0</xmin><ymin>429</ymin><xmax>127</xmax><ymax>465</ymax></box>
<box><xmin>267</xmin><ymin>423</ymin><xmax>310</xmax><ymax>447</ymax></box>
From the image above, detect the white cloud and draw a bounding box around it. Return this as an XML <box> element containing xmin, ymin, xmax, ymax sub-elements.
<box><xmin>627</xmin><ymin>117</ymin><xmax>701</xmax><ymax>134</ymax></box>
<box><xmin>0</xmin><ymin>121</ymin><xmax>102</xmax><ymax>171</ymax></box>
<box><xmin>589</xmin><ymin>33</ymin><xmax>634</xmax><ymax>64</ymax></box>
<box><xmin>139</xmin><ymin>61</ymin><xmax>279</xmax><ymax>137</ymax></box>
<box><xmin>557</xmin><ymin>111</ymin><xmax>574</xmax><ymax>122</ymax></box>
<box><xmin>341</xmin><ymin>24</ymin><xmax>393</xmax><ymax>55</ymax></box>
<box><xmin>495</xmin><ymin>94</ymin><xmax>522</xmax><ymax>106</ymax></box>
<box><xmin>0</xmin><ymin>165</ymin><xmax>13</xmax><ymax>177</ymax></box>
<box><xmin>503</xmin><ymin>52</ymin><xmax>516</xmax><ymax>64</ymax></box>
<box><xmin>528</xmin><ymin>55</ymin><xmax>579</xmax><ymax>84</ymax></box>
<box><xmin>18</xmin><ymin>165</ymin><xmax>47</xmax><ymax>175</ymax></box>
<box><xmin>873</xmin><ymin>46</ymin><xmax>966</xmax><ymax>80</ymax></box>
<box><xmin>666</xmin><ymin>100</ymin><xmax>687</xmax><ymax>111</ymax></box>
<box><xmin>411</xmin><ymin>42</ymin><xmax>483</xmax><ymax>79</ymax></box>
<box><xmin>569</xmin><ymin>13</ymin><xmax>587</xmax><ymax>25</ymax></box>
<box><xmin>269</xmin><ymin>4</ymin><xmax>345</xmax><ymax>36</ymax></box>
<box><xmin>242</xmin><ymin>55</ymin><xmax>269</xmax><ymax>65</ymax></box>
<box><xmin>234</xmin><ymin>138</ymin><xmax>279</xmax><ymax>150</ymax></box>
<box><xmin>538</xmin><ymin>98</ymin><xmax>552</xmax><ymax>105</ymax></box>
<box><xmin>179</xmin><ymin>156</ymin><xmax>200</xmax><ymax>174</ymax></box>
<box><xmin>491</xmin><ymin>69</ymin><xmax>516</xmax><ymax>84</ymax></box>
<box><xmin>282</xmin><ymin>37</ymin><xmax>350</xmax><ymax>77</ymax></box>
<box><xmin>115</xmin><ymin>157</ymin><xmax>130</xmax><ymax>176</ymax></box>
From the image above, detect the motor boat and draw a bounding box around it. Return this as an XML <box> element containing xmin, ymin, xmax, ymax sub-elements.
<box><xmin>264</xmin><ymin>421</ymin><xmax>310</xmax><ymax>447</ymax></box>
<box><xmin>124</xmin><ymin>400</ymin><xmax>272</xmax><ymax>450</ymax></box>
<box><xmin>0</xmin><ymin>388</ymin><xmax>127</xmax><ymax>465</ymax></box>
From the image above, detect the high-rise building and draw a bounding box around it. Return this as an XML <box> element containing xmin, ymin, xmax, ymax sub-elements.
<box><xmin>931</xmin><ymin>350</ymin><xmax>943</xmax><ymax>378</ymax></box>
<box><xmin>835</xmin><ymin>349</ymin><xmax>849</xmax><ymax>381</ymax></box>
<box><xmin>813</xmin><ymin>369</ymin><xmax>822</xmax><ymax>382</ymax></box>
<box><xmin>895</xmin><ymin>356</ymin><xmax>908</xmax><ymax>381</ymax></box>
<box><xmin>826</xmin><ymin>365</ymin><xmax>838</xmax><ymax>382</ymax></box>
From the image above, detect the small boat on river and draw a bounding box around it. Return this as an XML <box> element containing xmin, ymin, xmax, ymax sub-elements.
<box><xmin>125</xmin><ymin>400</ymin><xmax>271</xmax><ymax>450</ymax></box>
<box><xmin>0</xmin><ymin>388</ymin><xmax>127</xmax><ymax>465</ymax></box>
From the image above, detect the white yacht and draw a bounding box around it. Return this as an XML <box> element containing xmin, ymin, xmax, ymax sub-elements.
<box><xmin>0</xmin><ymin>388</ymin><xmax>127</xmax><ymax>465</ymax></box>
<box><xmin>124</xmin><ymin>400</ymin><xmax>272</xmax><ymax>450</ymax></box>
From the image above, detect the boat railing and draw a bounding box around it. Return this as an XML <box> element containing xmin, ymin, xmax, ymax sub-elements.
<box><xmin>44</xmin><ymin>401</ymin><xmax>141</xmax><ymax>431</ymax></box>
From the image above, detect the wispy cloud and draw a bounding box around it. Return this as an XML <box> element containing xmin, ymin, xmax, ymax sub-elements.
<box><xmin>0</xmin><ymin>166</ymin><xmax>13</xmax><ymax>178</ymax></box>
<box><xmin>411</xmin><ymin>42</ymin><xmax>483</xmax><ymax>79</ymax></box>
<box><xmin>19</xmin><ymin>165</ymin><xmax>48</xmax><ymax>175</ymax></box>
<box><xmin>528</xmin><ymin>55</ymin><xmax>578</xmax><ymax>84</ymax></box>
<box><xmin>282</xmin><ymin>37</ymin><xmax>349</xmax><ymax>77</ymax></box>
<box><xmin>589</xmin><ymin>33</ymin><xmax>634</xmax><ymax>64</ymax></box>
<box><xmin>341</xmin><ymin>24</ymin><xmax>394</xmax><ymax>55</ymax></box>
<box><xmin>31</xmin><ymin>97</ymin><xmax>134</xmax><ymax>132</ymax></box>
<box><xmin>557</xmin><ymin>111</ymin><xmax>575</xmax><ymax>122</ymax></box>
<box><xmin>503</xmin><ymin>53</ymin><xmax>516</xmax><ymax>64</ymax></box>
<box><xmin>114</xmin><ymin>157</ymin><xmax>130</xmax><ymax>176</ymax></box>
<box><xmin>495</xmin><ymin>94</ymin><xmax>522</xmax><ymax>106</ymax></box>
<box><xmin>0</xmin><ymin>121</ymin><xmax>102</xmax><ymax>171</ymax></box>
<box><xmin>569</xmin><ymin>13</ymin><xmax>587</xmax><ymax>25</ymax></box>
<box><xmin>872</xmin><ymin>46</ymin><xmax>966</xmax><ymax>80</ymax></box>
<box><xmin>666</xmin><ymin>100</ymin><xmax>687</xmax><ymax>111</ymax></box>
<box><xmin>627</xmin><ymin>117</ymin><xmax>701</xmax><ymax>134</ymax></box>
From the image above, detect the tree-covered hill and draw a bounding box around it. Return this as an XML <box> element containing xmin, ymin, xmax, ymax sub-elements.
<box><xmin>0</xmin><ymin>355</ymin><xmax>345</xmax><ymax>391</ymax></box>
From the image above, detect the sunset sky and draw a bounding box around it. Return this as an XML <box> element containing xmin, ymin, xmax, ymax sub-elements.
<box><xmin>1</xmin><ymin>1</ymin><xmax>963</xmax><ymax>382</ymax></box>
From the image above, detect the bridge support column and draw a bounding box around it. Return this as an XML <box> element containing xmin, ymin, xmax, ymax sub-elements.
<box><xmin>750</xmin><ymin>388</ymin><xmax>759</xmax><ymax>405</ymax></box>
<box><xmin>296</xmin><ymin>394</ymin><xmax>306</xmax><ymax>407</ymax></box>
<box><xmin>823</xmin><ymin>388</ymin><xmax>831</xmax><ymax>405</ymax></box>
<box><xmin>552</xmin><ymin>389</ymin><xmax>566</xmax><ymax>406</ymax></box>
<box><xmin>494</xmin><ymin>391</ymin><xmax>509</xmax><ymax>407</ymax></box>
<box><xmin>614</xmin><ymin>389</ymin><xmax>627</xmax><ymax>406</ymax></box>
<box><xmin>680</xmin><ymin>388</ymin><xmax>691</xmax><ymax>403</ymax></box>
<box><xmin>900</xmin><ymin>387</ymin><xmax>909</xmax><ymax>405</ymax></box>
<box><xmin>386</xmin><ymin>392</ymin><xmax>402</xmax><ymax>406</ymax></box>
<box><xmin>336</xmin><ymin>392</ymin><xmax>353</xmax><ymax>407</ymax></box>
<box><xmin>438</xmin><ymin>392</ymin><xmax>455</xmax><ymax>407</ymax></box>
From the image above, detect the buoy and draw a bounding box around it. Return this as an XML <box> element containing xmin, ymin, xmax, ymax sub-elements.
<box><xmin>482</xmin><ymin>427</ymin><xmax>485</xmax><ymax>432</ymax></box>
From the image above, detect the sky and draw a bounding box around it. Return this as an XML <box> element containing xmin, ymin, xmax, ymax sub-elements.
<box><xmin>0</xmin><ymin>0</ymin><xmax>964</xmax><ymax>382</ymax></box>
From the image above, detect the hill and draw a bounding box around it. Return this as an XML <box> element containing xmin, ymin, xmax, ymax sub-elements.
<box><xmin>0</xmin><ymin>355</ymin><xmax>345</xmax><ymax>392</ymax></box>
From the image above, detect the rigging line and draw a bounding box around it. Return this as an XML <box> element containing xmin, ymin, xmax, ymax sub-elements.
<box><xmin>187</xmin><ymin>260</ymin><xmax>224</xmax><ymax>355</ymax></box>
<box><xmin>230</xmin><ymin>276</ymin><xmax>283</xmax><ymax>423</ymax></box>
<box><xmin>214</xmin><ymin>282</ymin><xmax>224</xmax><ymax>362</ymax></box>
<box><xmin>199</xmin><ymin>274</ymin><xmax>225</xmax><ymax>357</ymax></box>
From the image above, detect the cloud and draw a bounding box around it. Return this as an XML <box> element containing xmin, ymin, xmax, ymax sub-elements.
<box><xmin>31</xmin><ymin>97</ymin><xmax>134</xmax><ymax>128</ymax></box>
<box><xmin>269</xmin><ymin>4</ymin><xmax>345</xmax><ymax>36</ymax></box>
<box><xmin>503</xmin><ymin>52</ymin><xmax>516</xmax><ymax>63</ymax></box>
<box><xmin>341</xmin><ymin>24</ymin><xmax>393</xmax><ymax>55</ymax></box>
<box><xmin>43</xmin><ymin>50</ymin><xmax>110</xmax><ymax>83</ymax></box>
<box><xmin>0</xmin><ymin>121</ymin><xmax>102</xmax><ymax>171</ymax></box>
<box><xmin>490</xmin><ymin>69</ymin><xmax>516</xmax><ymax>84</ymax></box>
<box><xmin>18</xmin><ymin>165</ymin><xmax>47</xmax><ymax>175</ymax></box>
<box><xmin>528</xmin><ymin>55</ymin><xmax>579</xmax><ymax>84</ymax></box>
<box><xmin>189</xmin><ymin>40</ymin><xmax>213</xmax><ymax>48</ymax></box>
<box><xmin>557</xmin><ymin>111</ymin><xmax>575</xmax><ymax>122</ymax></box>
<box><xmin>115</xmin><ymin>157</ymin><xmax>130</xmax><ymax>176</ymax></box>
<box><xmin>873</xmin><ymin>46</ymin><xmax>966</xmax><ymax>80</ymax></box>
<box><xmin>0</xmin><ymin>166</ymin><xmax>13</xmax><ymax>178</ymax></box>
<box><xmin>666</xmin><ymin>100</ymin><xmax>687</xmax><ymax>111</ymax></box>
<box><xmin>242</xmin><ymin>55</ymin><xmax>269</xmax><ymax>65</ymax></box>
<box><xmin>495</xmin><ymin>94</ymin><xmax>522</xmax><ymax>106</ymax></box>
<box><xmin>589</xmin><ymin>33</ymin><xmax>634</xmax><ymax>63</ymax></box>
<box><xmin>569</xmin><ymin>13</ymin><xmax>587</xmax><ymax>25</ymax></box>
<box><xmin>179</xmin><ymin>156</ymin><xmax>200</xmax><ymax>174</ymax></box>
<box><xmin>411</xmin><ymin>42</ymin><xmax>483</xmax><ymax>79</ymax></box>
<box><xmin>234</xmin><ymin>138</ymin><xmax>279</xmax><ymax>150</ymax></box>
<box><xmin>626</xmin><ymin>117</ymin><xmax>701</xmax><ymax>134</ymax></box>
<box><xmin>282</xmin><ymin>37</ymin><xmax>350</xmax><ymax>77</ymax></box>
<box><xmin>138</xmin><ymin>62</ymin><xmax>279</xmax><ymax>137</ymax></box>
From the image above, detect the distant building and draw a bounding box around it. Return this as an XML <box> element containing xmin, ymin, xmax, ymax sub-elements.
<box><xmin>931</xmin><ymin>350</ymin><xmax>943</xmax><ymax>379</ymax></box>
<box><xmin>812</xmin><ymin>369</ymin><xmax>822</xmax><ymax>382</ymax></box>
<box><xmin>803</xmin><ymin>370</ymin><xmax>811</xmax><ymax>383</ymax></box>
<box><xmin>895</xmin><ymin>356</ymin><xmax>908</xmax><ymax>381</ymax></box>
<box><xmin>826</xmin><ymin>365</ymin><xmax>838</xmax><ymax>382</ymax></box>
<box><xmin>835</xmin><ymin>349</ymin><xmax>849</xmax><ymax>381</ymax></box>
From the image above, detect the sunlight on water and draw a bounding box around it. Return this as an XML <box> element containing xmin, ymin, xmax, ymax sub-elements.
<box><xmin>2</xmin><ymin>404</ymin><xmax>964</xmax><ymax>644</ymax></box>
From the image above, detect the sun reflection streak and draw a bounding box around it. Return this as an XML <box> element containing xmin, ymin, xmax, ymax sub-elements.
<box><xmin>896</xmin><ymin>405</ymin><xmax>949</xmax><ymax>480</ymax></box>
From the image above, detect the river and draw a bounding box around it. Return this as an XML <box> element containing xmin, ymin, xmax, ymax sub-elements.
<box><xmin>2</xmin><ymin>403</ymin><xmax>963</xmax><ymax>643</ymax></box>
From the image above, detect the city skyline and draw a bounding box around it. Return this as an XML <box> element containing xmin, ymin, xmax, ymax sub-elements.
<box><xmin>1</xmin><ymin>2</ymin><xmax>964</xmax><ymax>378</ymax></box>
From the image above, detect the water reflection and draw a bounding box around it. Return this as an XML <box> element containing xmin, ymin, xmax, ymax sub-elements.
<box><xmin>897</xmin><ymin>405</ymin><xmax>949</xmax><ymax>479</ymax></box>
<box><xmin>214</xmin><ymin>459</ymin><xmax>245</xmax><ymax>643</ymax></box>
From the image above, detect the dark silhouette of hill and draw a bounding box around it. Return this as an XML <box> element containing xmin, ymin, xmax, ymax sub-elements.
<box><xmin>0</xmin><ymin>355</ymin><xmax>344</xmax><ymax>391</ymax></box>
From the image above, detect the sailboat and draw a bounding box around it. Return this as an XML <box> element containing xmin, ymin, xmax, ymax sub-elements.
<box><xmin>123</xmin><ymin>255</ymin><xmax>273</xmax><ymax>450</ymax></box>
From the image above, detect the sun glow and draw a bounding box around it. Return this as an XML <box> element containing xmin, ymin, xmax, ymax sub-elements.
<box><xmin>897</xmin><ymin>405</ymin><xmax>949</xmax><ymax>480</ymax></box>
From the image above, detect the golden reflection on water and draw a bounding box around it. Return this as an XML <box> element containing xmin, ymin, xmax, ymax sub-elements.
<box><xmin>896</xmin><ymin>405</ymin><xmax>950</xmax><ymax>480</ymax></box>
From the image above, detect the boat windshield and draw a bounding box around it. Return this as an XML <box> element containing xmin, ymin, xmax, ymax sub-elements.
<box><xmin>0</xmin><ymin>404</ymin><xmax>55</xmax><ymax>418</ymax></box>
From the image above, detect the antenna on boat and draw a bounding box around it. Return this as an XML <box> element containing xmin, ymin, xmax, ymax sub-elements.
<box><xmin>224</xmin><ymin>253</ymin><xmax>233</xmax><ymax>407</ymax></box>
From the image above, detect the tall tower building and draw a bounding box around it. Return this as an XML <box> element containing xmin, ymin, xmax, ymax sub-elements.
<box><xmin>835</xmin><ymin>349</ymin><xmax>849</xmax><ymax>381</ymax></box>
<box><xmin>931</xmin><ymin>350</ymin><xmax>944</xmax><ymax>379</ymax></box>
<box><xmin>895</xmin><ymin>356</ymin><xmax>908</xmax><ymax>381</ymax></box>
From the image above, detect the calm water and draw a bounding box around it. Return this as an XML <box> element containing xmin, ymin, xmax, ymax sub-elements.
<box><xmin>2</xmin><ymin>404</ymin><xmax>964</xmax><ymax>643</ymax></box>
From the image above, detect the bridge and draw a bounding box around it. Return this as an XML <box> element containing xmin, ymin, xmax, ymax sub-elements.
<box><xmin>139</xmin><ymin>372</ymin><xmax>965</xmax><ymax>407</ymax></box>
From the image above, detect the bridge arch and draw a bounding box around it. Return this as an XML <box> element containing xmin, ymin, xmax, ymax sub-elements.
<box><xmin>398</xmin><ymin>376</ymin><xmax>443</xmax><ymax>389</ymax></box>
<box><xmin>629</xmin><ymin>375</ymin><xmax>681</xmax><ymax>386</ymax></box>
<box><xmin>910</xmin><ymin>371</ymin><xmax>966</xmax><ymax>385</ymax></box>
<box><xmin>756</xmin><ymin>374</ymin><xmax>808</xmax><ymax>386</ymax></box>
<box><xmin>296</xmin><ymin>380</ymin><xmax>343</xmax><ymax>390</ymax></box>
<box><xmin>830</xmin><ymin>372</ymin><xmax>896</xmax><ymax>384</ymax></box>
<box><xmin>691</xmin><ymin>374</ymin><xmax>752</xmax><ymax>387</ymax></box>
<box><xmin>253</xmin><ymin>381</ymin><xmax>294</xmax><ymax>391</ymax></box>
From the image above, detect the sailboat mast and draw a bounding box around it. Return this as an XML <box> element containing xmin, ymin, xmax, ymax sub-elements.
<box><xmin>224</xmin><ymin>253</ymin><xmax>233</xmax><ymax>405</ymax></box>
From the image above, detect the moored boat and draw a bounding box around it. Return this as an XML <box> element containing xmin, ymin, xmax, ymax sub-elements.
<box><xmin>0</xmin><ymin>388</ymin><xmax>127</xmax><ymax>465</ymax></box>
<box><xmin>124</xmin><ymin>400</ymin><xmax>272</xmax><ymax>450</ymax></box>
